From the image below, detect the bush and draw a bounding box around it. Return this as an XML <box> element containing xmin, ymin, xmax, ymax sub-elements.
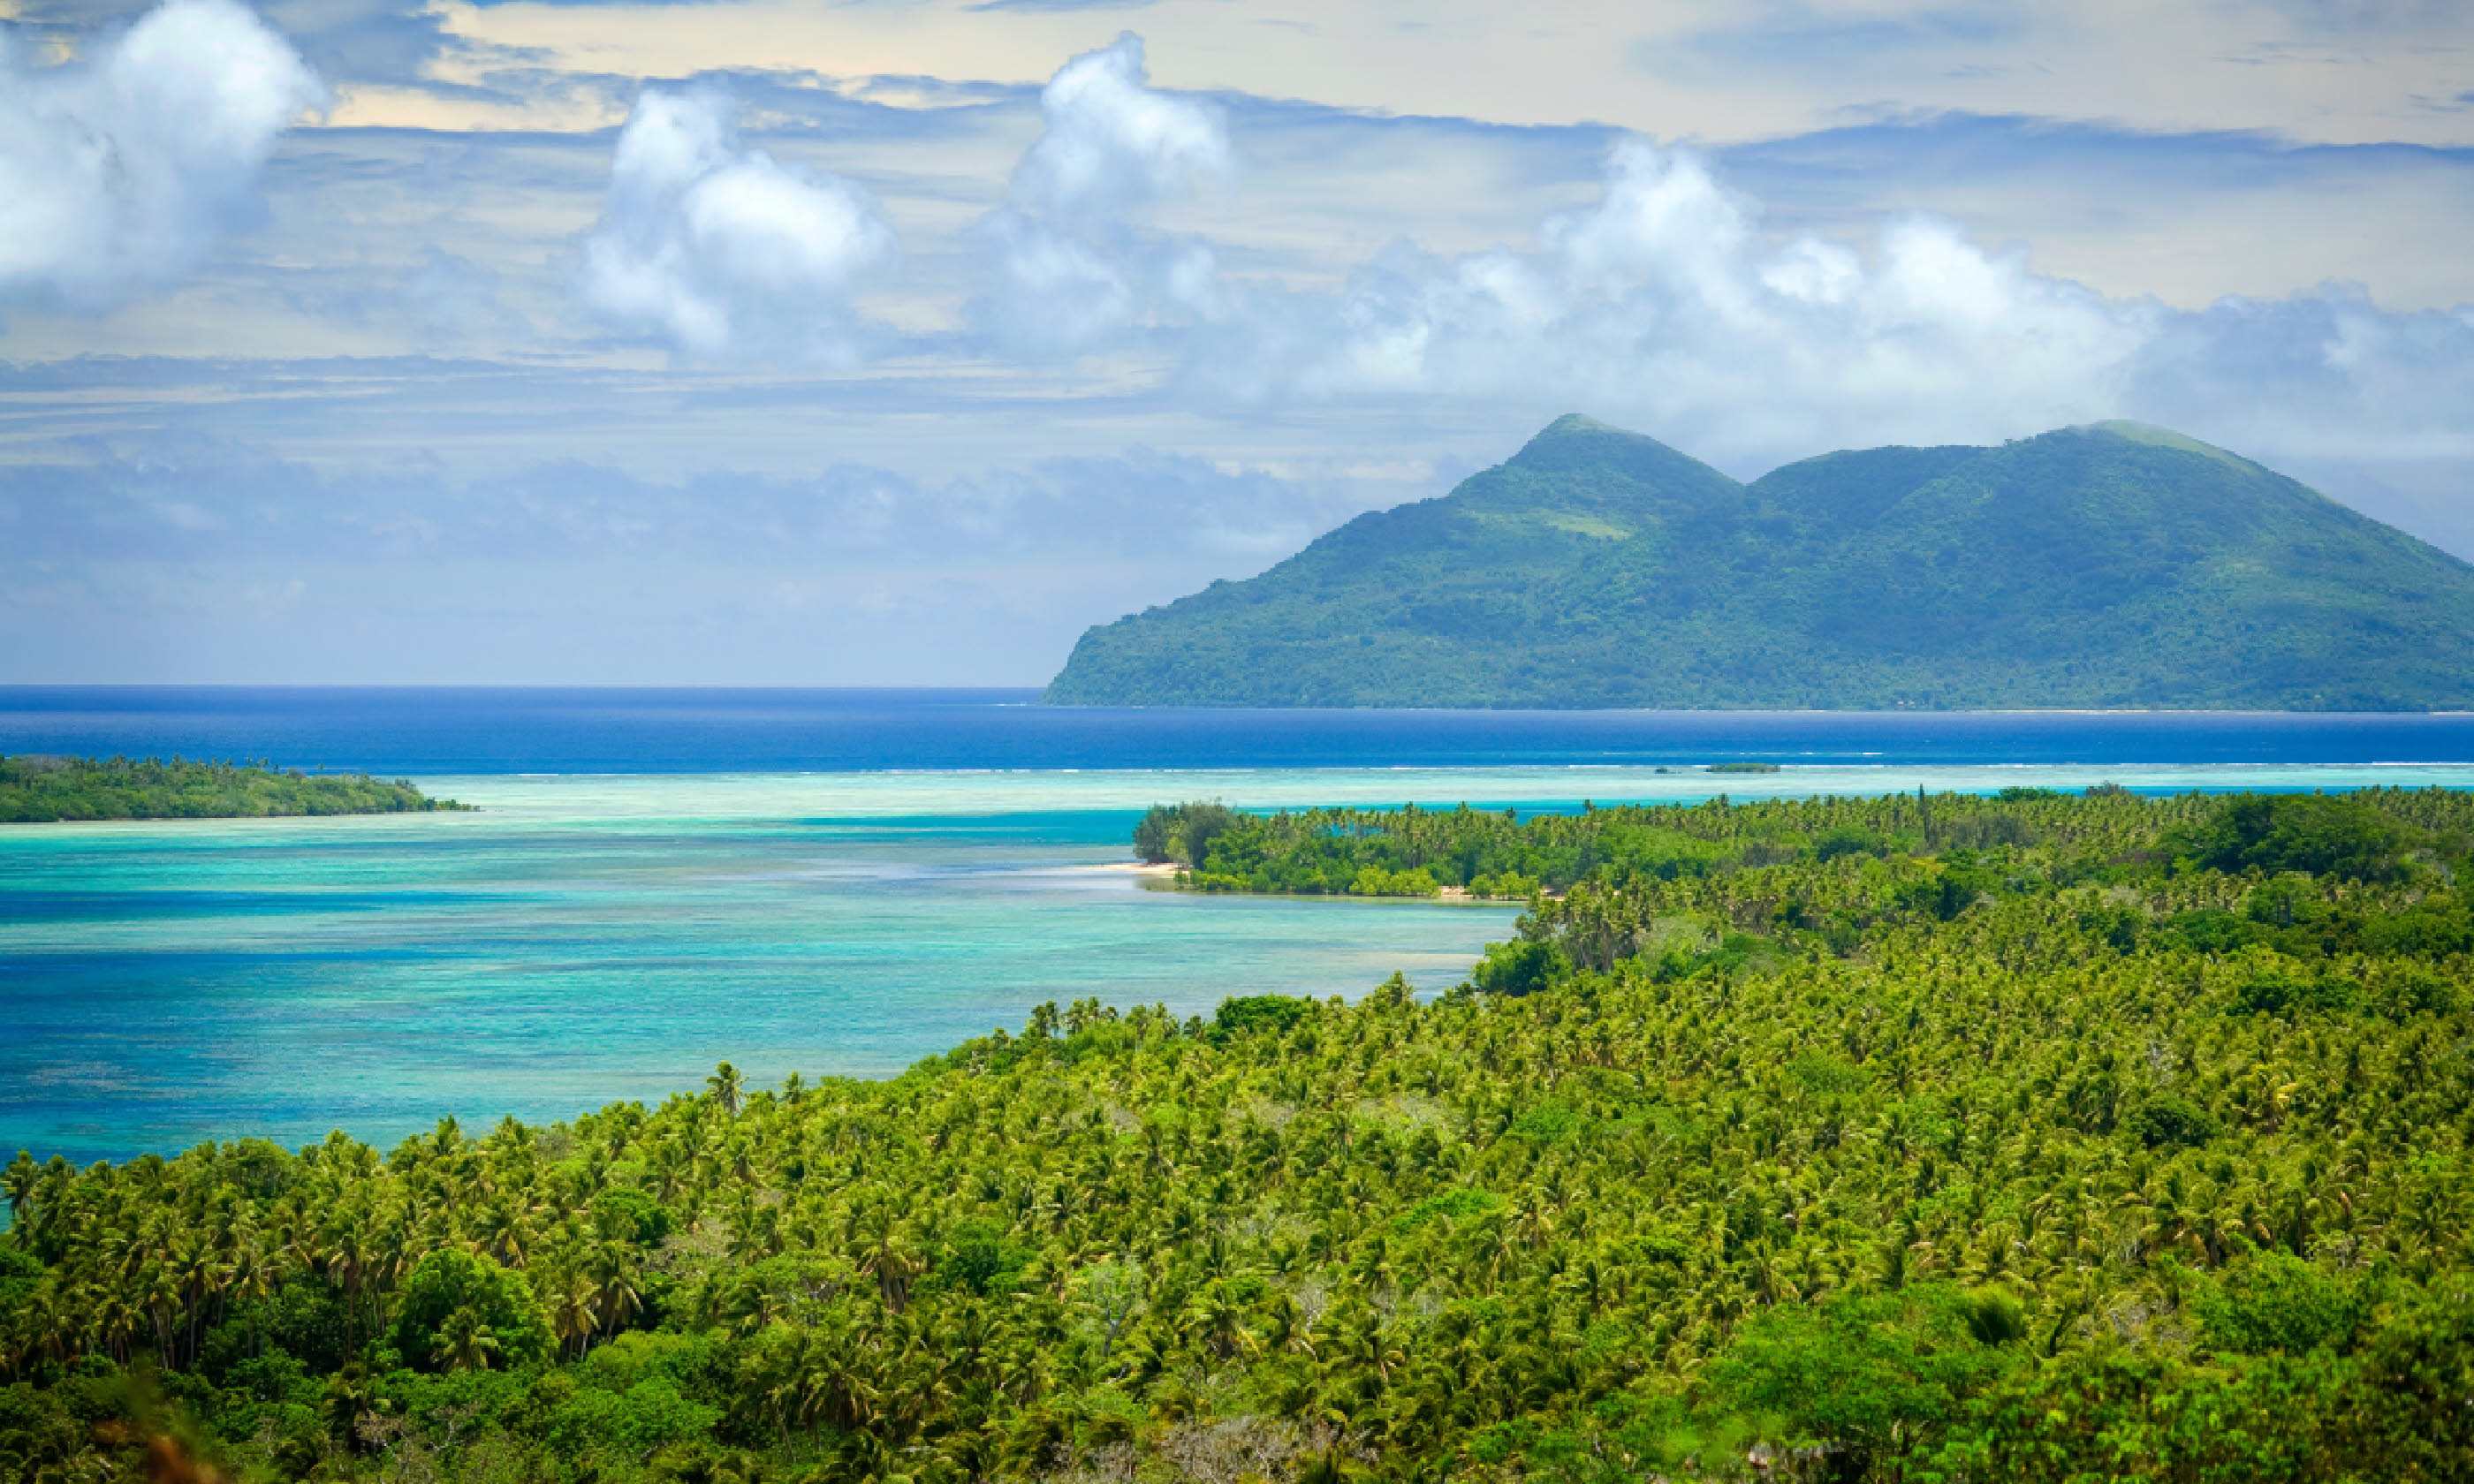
<box><xmin>1349</xmin><ymin>865</ymin><xmax>1439</xmax><ymax>897</ymax></box>
<box><xmin>591</xmin><ymin>1185</ymin><xmax>676</xmax><ymax>1246</ymax></box>
<box><xmin>391</xmin><ymin>1250</ymin><xmax>553</xmax><ymax>1372</ymax></box>
<box><xmin>544</xmin><ymin>1377</ymin><xmax>718</xmax><ymax>1461</ymax></box>
<box><xmin>1508</xmin><ymin>1102</ymin><xmax>1585</xmax><ymax>1141</ymax></box>
<box><xmin>2197</xmin><ymin>1251</ymin><xmax>2360</xmax><ymax>1356</ymax></box>
<box><xmin>1214</xmin><ymin>995</ymin><xmax>1314</xmax><ymax>1038</ymax></box>
<box><xmin>2231</xmin><ymin>966</ymin><xmax>2356</xmax><ymax>1017</ymax></box>
<box><xmin>1814</xmin><ymin>825</ymin><xmax>1886</xmax><ymax>861</ymax></box>
<box><xmin>1134</xmin><ymin>801</ymin><xmax>1243</xmax><ymax>868</ymax></box>
<box><xmin>1473</xmin><ymin>938</ymin><xmax>1563</xmax><ymax>996</ymax></box>
<box><xmin>1395</xmin><ymin>1189</ymin><xmax>1503</xmax><ymax>1231</ymax></box>
<box><xmin>2167</xmin><ymin>792</ymin><xmax>2415</xmax><ymax>882</ymax></box>
<box><xmin>936</xmin><ymin>1219</ymin><xmax>1035</xmax><ymax>1298</ymax></box>
<box><xmin>2127</xmin><ymin>1092</ymin><xmax>2220</xmax><ymax>1149</ymax></box>
<box><xmin>1710</xmin><ymin>1286</ymin><xmax>2016</xmax><ymax>1475</ymax></box>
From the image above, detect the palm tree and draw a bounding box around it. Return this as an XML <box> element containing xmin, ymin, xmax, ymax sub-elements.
<box><xmin>849</xmin><ymin>1207</ymin><xmax>922</xmax><ymax>1314</ymax></box>
<box><xmin>709</xmin><ymin>1062</ymin><xmax>747</xmax><ymax>1118</ymax></box>
<box><xmin>3</xmin><ymin>1151</ymin><xmax>35</xmax><ymax>1226</ymax></box>
<box><xmin>323</xmin><ymin>1363</ymin><xmax>385</xmax><ymax>1449</ymax></box>
<box><xmin>551</xmin><ymin>1274</ymin><xmax>601</xmax><ymax>1359</ymax></box>
<box><xmin>432</xmin><ymin>1305</ymin><xmax>499</xmax><ymax>1372</ymax></box>
<box><xmin>590</xmin><ymin>1243</ymin><xmax>642</xmax><ymax>1342</ymax></box>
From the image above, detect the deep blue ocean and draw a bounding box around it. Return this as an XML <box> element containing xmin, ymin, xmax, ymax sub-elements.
<box><xmin>9</xmin><ymin>686</ymin><xmax>2474</xmax><ymax>1171</ymax></box>
<box><xmin>11</xmin><ymin>685</ymin><xmax>2474</xmax><ymax>772</ymax></box>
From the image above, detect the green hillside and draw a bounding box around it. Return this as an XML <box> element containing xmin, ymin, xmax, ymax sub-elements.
<box><xmin>1043</xmin><ymin>417</ymin><xmax>2474</xmax><ymax>709</ymax></box>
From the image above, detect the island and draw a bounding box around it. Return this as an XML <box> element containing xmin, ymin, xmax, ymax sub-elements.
<box><xmin>0</xmin><ymin>754</ymin><xmax>468</xmax><ymax>822</ymax></box>
<box><xmin>1044</xmin><ymin>416</ymin><xmax>2474</xmax><ymax>709</ymax></box>
<box><xmin>4</xmin><ymin>785</ymin><xmax>2469</xmax><ymax>1480</ymax></box>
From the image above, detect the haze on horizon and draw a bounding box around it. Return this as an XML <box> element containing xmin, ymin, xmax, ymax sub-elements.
<box><xmin>3</xmin><ymin>0</ymin><xmax>2471</xmax><ymax>686</ymax></box>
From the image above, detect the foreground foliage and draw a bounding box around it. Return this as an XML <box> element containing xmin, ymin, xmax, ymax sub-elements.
<box><xmin>5</xmin><ymin>787</ymin><xmax>2473</xmax><ymax>1483</ymax></box>
<box><xmin>0</xmin><ymin>755</ymin><xmax>464</xmax><ymax>823</ymax></box>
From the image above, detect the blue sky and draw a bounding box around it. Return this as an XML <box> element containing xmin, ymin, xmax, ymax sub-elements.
<box><xmin>3</xmin><ymin>0</ymin><xmax>2471</xmax><ymax>683</ymax></box>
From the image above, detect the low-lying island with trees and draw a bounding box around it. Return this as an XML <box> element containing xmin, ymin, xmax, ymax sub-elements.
<box><xmin>0</xmin><ymin>754</ymin><xmax>467</xmax><ymax>822</ymax></box>
<box><xmin>4</xmin><ymin>786</ymin><xmax>2471</xmax><ymax>1481</ymax></box>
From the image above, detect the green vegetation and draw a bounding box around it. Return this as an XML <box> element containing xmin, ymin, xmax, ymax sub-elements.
<box><xmin>0</xmin><ymin>755</ymin><xmax>466</xmax><ymax>822</ymax></box>
<box><xmin>1043</xmin><ymin>415</ymin><xmax>2474</xmax><ymax>709</ymax></box>
<box><xmin>1704</xmin><ymin>764</ymin><xmax>1780</xmax><ymax>776</ymax></box>
<box><xmin>1134</xmin><ymin>801</ymin><xmax>1244</xmax><ymax>867</ymax></box>
<box><xmin>8</xmin><ymin>786</ymin><xmax>2474</xmax><ymax>1481</ymax></box>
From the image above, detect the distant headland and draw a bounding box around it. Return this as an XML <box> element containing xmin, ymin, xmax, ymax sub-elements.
<box><xmin>0</xmin><ymin>754</ymin><xmax>468</xmax><ymax>822</ymax></box>
<box><xmin>1044</xmin><ymin>416</ymin><xmax>2474</xmax><ymax>710</ymax></box>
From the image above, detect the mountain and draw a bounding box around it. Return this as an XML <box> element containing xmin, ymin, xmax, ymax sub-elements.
<box><xmin>1042</xmin><ymin>416</ymin><xmax>2474</xmax><ymax>709</ymax></box>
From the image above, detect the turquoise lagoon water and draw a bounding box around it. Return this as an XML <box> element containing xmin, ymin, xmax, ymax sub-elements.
<box><xmin>13</xmin><ymin>759</ymin><xmax>2474</xmax><ymax>1167</ymax></box>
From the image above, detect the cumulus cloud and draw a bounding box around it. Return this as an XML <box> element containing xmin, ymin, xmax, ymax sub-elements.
<box><xmin>1011</xmin><ymin>33</ymin><xmax>1233</xmax><ymax>226</ymax></box>
<box><xmin>1148</xmin><ymin>130</ymin><xmax>2474</xmax><ymax>475</ymax></box>
<box><xmin>973</xmin><ymin>34</ymin><xmax>1231</xmax><ymax>357</ymax></box>
<box><xmin>0</xmin><ymin>0</ymin><xmax>325</xmax><ymax>310</ymax></box>
<box><xmin>576</xmin><ymin>87</ymin><xmax>899</xmax><ymax>360</ymax></box>
<box><xmin>1187</xmin><ymin>140</ymin><xmax>2167</xmax><ymax>463</ymax></box>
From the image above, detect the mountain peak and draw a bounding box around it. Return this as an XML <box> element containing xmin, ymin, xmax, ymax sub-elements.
<box><xmin>2081</xmin><ymin>420</ymin><xmax>2258</xmax><ymax>471</ymax></box>
<box><xmin>1500</xmin><ymin>414</ymin><xmax>1739</xmax><ymax>494</ymax></box>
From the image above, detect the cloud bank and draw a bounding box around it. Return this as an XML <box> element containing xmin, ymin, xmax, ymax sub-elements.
<box><xmin>577</xmin><ymin>87</ymin><xmax>899</xmax><ymax>360</ymax></box>
<box><xmin>0</xmin><ymin>0</ymin><xmax>324</xmax><ymax>310</ymax></box>
<box><xmin>1184</xmin><ymin>141</ymin><xmax>2144</xmax><ymax>459</ymax></box>
<box><xmin>534</xmin><ymin>36</ymin><xmax>2459</xmax><ymax>478</ymax></box>
<box><xmin>1146</xmin><ymin>133</ymin><xmax>2474</xmax><ymax>473</ymax></box>
<box><xmin>0</xmin><ymin>430</ymin><xmax>1362</xmax><ymax>683</ymax></box>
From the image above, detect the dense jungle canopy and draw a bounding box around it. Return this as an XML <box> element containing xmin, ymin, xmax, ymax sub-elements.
<box><xmin>5</xmin><ymin>786</ymin><xmax>2473</xmax><ymax>1482</ymax></box>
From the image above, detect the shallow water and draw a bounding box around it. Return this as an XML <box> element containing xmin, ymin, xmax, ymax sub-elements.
<box><xmin>1</xmin><ymin>776</ymin><xmax>1523</xmax><ymax>1168</ymax></box>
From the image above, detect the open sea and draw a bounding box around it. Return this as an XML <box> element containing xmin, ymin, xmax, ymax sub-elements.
<box><xmin>10</xmin><ymin>685</ymin><xmax>2474</xmax><ymax>1170</ymax></box>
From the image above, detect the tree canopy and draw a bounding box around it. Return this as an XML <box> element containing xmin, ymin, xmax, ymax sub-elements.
<box><xmin>5</xmin><ymin>785</ymin><xmax>2474</xmax><ymax>1481</ymax></box>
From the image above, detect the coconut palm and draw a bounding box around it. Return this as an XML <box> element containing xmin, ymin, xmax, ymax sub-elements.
<box><xmin>432</xmin><ymin>1304</ymin><xmax>499</xmax><ymax>1372</ymax></box>
<box><xmin>708</xmin><ymin>1062</ymin><xmax>747</xmax><ymax>1118</ymax></box>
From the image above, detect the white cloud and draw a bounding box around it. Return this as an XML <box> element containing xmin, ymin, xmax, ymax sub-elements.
<box><xmin>0</xmin><ymin>0</ymin><xmax>325</xmax><ymax>311</ymax></box>
<box><xmin>1189</xmin><ymin>139</ymin><xmax>2165</xmax><ymax>464</ymax></box>
<box><xmin>1011</xmin><ymin>33</ymin><xmax>1233</xmax><ymax>227</ymax></box>
<box><xmin>576</xmin><ymin>87</ymin><xmax>899</xmax><ymax>360</ymax></box>
<box><xmin>974</xmin><ymin>34</ymin><xmax>1232</xmax><ymax>357</ymax></box>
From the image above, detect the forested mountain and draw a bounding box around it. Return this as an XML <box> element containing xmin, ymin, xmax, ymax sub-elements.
<box><xmin>1043</xmin><ymin>417</ymin><xmax>2474</xmax><ymax>709</ymax></box>
<box><xmin>6</xmin><ymin>787</ymin><xmax>2474</xmax><ymax>1482</ymax></box>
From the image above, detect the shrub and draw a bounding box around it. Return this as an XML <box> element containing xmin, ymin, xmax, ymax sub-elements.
<box><xmin>1473</xmin><ymin>938</ymin><xmax>1562</xmax><ymax>996</ymax></box>
<box><xmin>2126</xmin><ymin>1092</ymin><xmax>2220</xmax><ymax>1149</ymax></box>
<box><xmin>2197</xmin><ymin>1251</ymin><xmax>2359</xmax><ymax>1356</ymax></box>
<box><xmin>1134</xmin><ymin>801</ymin><xmax>1243</xmax><ymax>868</ymax></box>
<box><xmin>591</xmin><ymin>1185</ymin><xmax>675</xmax><ymax>1246</ymax></box>
<box><xmin>391</xmin><ymin>1250</ymin><xmax>552</xmax><ymax>1372</ymax></box>
<box><xmin>1214</xmin><ymin>995</ymin><xmax>1314</xmax><ymax>1038</ymax></box>
<box><xmin>2167</xmin><ymin>792</ymin><xmax>2415</xmax><ymax>882</ymax></box>
<box><xmin>1814</xmin><ymin>826</ymin><xmax>1886</xmax><ymax>861</ymax></box>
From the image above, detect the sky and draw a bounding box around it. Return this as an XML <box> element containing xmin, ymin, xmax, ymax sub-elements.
<box><xmin>2</xmin><ymin>0</ymin><xmax>2471</xmax><ymax>684</ymax></box>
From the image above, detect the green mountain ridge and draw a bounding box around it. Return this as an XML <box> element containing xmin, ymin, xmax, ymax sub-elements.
<box><xmin>1043</xmin><ymin>415</ymin><xmax>2474</xmax><ymax>709</ymax></box>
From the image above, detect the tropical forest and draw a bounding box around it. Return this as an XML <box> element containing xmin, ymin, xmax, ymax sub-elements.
<box><xmin>0</xmin><ymin>756</ymin><xmax>463</xmax><ymax>824</ymax></box>
<box><xmin>5</xmin><ymin>786</ymin><xmax>2473</xmax><ymax>1482</ymax></box>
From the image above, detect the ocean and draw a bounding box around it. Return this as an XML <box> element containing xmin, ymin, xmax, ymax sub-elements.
<box><xmin>8</xmin><ymin>686</ymin><xmax>2474</xmax><ymax>1169</ymax></box>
